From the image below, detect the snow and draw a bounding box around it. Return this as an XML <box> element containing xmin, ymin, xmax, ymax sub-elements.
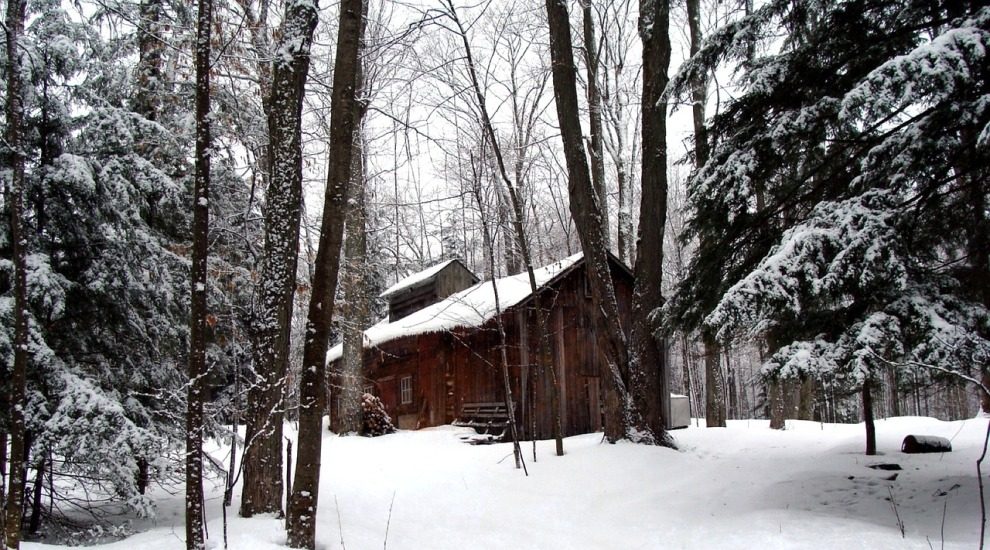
<box><xmin>26</xmin><ymin>416</ymin><xmax>990</xmax><ymax>549</ymax></box>
<box><xmin>328</xmin><ymin>254</ymin><xmax>583</xmax><ymax>364</ymax></box>
<box><xmin>379</xmin><ymin>259</ymin><xmax>461</xmax><ymax>300</ymax></box>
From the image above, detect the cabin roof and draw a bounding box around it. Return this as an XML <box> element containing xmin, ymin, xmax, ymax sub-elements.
<box><xmin>379</xmin><ymin>258</ymin><xmax>478</xmax><ymax>301</ymax></box>
<box><xmin>328</xmin><ymin>253</ymin><xmax>594</xmax><ymax>364</ymax></box>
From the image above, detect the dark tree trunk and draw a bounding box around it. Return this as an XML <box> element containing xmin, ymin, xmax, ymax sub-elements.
<box><xmin>863</xmin><ymin>380</ymin><xmax>877</xmax><ymax>455</ymax></box>
<box><xmin>135</xmin><ymin>0</ymin><xmax>164</xmax><ymax>121</ymax></box>
<box><xmin>4</xmin><ymin>0</ymin><xmax>29</xmax><ymax>547</ymax></box>
<box><xmin>546</xmin><ymin>0</ymin><xmax>645</xmax><ymax>443</ymax></box>
<box><xmin>582</xmin><ymin>0</ymin><xmax>608</xmax><ymax>245</ymax></box>
<box><xmin>186</xmin><ymin>1</ymin><xmax>211</xmax><ymax>547</ymax></box>
<box><xmin>285</xmin><ymin>0</ymin><xmax>364</xmax><ymax>546</ymax></box>
<box><xmin>27</xmin><ymin>459</ymin><xmax>43</xmax><ymax>535</ymax></box>
<box><xmin>629</xmin><ymin>0</ymin><xmax>673</xmax><ymax>445</ymax></box>
<box><xmin>241</xmin><ymin>0</ymin><xmax>318</xmax><ymax>518</ymax></box>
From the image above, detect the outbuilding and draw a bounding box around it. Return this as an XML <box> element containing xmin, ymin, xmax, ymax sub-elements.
<box><xmin>327</xmin><ymin>253</ymin><xmax>687</xmax><ymax>438</ymax></box>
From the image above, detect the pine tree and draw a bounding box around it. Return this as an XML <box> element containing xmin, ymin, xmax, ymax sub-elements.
<box><xmin>667</xmin><ymin>0</ymin><xmax>990</xmax><ymax>452</ymax></box>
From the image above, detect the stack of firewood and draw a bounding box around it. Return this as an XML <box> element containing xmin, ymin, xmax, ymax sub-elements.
<box><xmin>361</xmin><ymin>393</ymin><xmax>396</xmax><ymax>436</ymax></box>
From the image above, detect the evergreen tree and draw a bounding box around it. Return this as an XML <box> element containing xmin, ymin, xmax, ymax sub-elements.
<box><xmin>667</xmin><ymin>0</ymin><xmax>990</xmax><ymax>452</ymax></box>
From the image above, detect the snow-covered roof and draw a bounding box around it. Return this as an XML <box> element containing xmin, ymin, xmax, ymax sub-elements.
<box><xmin>328</xmin><ymin>253</ymin><xmax>584</xmax><ymax>364</ymax></box>
<box><xmin>379</xmin><ymin>259</ymin><xmax>462</xmax><ymax>300</ymax></box>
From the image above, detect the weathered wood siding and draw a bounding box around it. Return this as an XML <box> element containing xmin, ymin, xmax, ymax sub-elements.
<box><xmin>331</xmin><ymin>259</ymin><xmax>634</xmax><ymax>439</ymax></box>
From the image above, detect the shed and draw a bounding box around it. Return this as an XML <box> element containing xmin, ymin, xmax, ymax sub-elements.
<box><xmin>379</xmin><ymin>258</ymin><xmax>479</xmax><ymax>322</ymax></box>
<box><xmin>328</xmin><ymin>253</ymin><xmax>678</xmax><ymax>438</ymax></box>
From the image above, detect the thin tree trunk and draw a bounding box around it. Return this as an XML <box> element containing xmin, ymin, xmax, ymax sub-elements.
<box><xmin>285</xmin><ymin>0</ymin><xmax>365</xmax><ymax>546</ymax></box>
<box><xmin>26</xmin><ymin>459</ymin><xmax>43</xmax><ymax>535</ymax></box>
<box><xmin>769</xmin><ymin>378</ymin><xmax>785</xmax><ymax>430</ymax></box>
<box><xmin>863</xmin><ymin>380</ymin><xmax>877</xmax><ymax>455</ymax></box>
<box><xmin>241</xmin><ymin>0</ymin><xmax>319</xmax><ymax>518</ymax></box>
<box><xmin>4</xmin><ymin>0</ymin><xmax>29</xmax><ymax>547</ymax></box>
<box><xmin>686</xmin><ymin>0</ymin><xmax>726</xmax><ymax>430</ymax></box>
<box><xmin>582</xmin><ymin>0</ymin><xmax>608</xmax><ymax>245</ymax></box>
<box><xmin>704</xmin><ymin>331</ymin><xmax>727</xmax><ymax>427</ymax></box>
<box><xmin>186</xmin><ymin>1</ymin><xmax>211</xmax><ymax>547</ymax></box>
<box><xmin>445</xmin><ymin>0</ymin><xmax>564</xmax><ymax>455</ymax></box>
<box><xmin>338</xmin><ymin>108</ymin><xmax>370</xmax><ymax>435</ymax></box>
<box><xmin>470</xmin><ymin>180</ymin><xmax>527</xmax><ymax>471</ymax></box>
<box><xmin>546</xmin><ymin>0</ymin><xmax>646</xmax><ymax>443</ymax></box>
<box><xmin>135</xmin><ymin>0</ymin><xmax>164</xmax><ymax>122</ymax></box>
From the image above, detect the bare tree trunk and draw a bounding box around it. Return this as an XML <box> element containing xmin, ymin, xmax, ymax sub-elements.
<box><xmin>135</xmin><ymin>0</ymin><xmax>164</xmax><ymax>122</ymax></box>
<box><xmin>444</xmin><ymin>0</ymin><xmax>564</xmax><ymax>455</ymax></box>
<box><xmin>863</xmin><ymin>380</ymin><xmax>877</xmax><ymax>455</ymax></box>
<box><xmin>4</xmin><ymin>0</ymin><xmax>29</xmax><ymax>547</ymax></box>
<box><xmin>546</xmin><ymin>0</ymin><xmax>646</xmax><ymax>443</ymax></box>
<box><xmin>703</xmin><ymin>332</ymin><xmax>727</xmax><ymax>427</ymax></box>
<box><xmin>26</xmin><ymin>459</ymin><xmax>42</xmax><ymax>536</ymax></box>
<box><xmin>185</xmin><ymin>1</ymin><xmax>212</xmax><ymax>547</ymax></box>
<box><xmin>768</xmin><ymin>379</ymin><xmax>785</xmax><ymax>430</ymax></box>
<box><xmin>628</xmin><ymin>0</ymin><xmax>673</xmax><ymax>445</ymax></box>
<box><xmin>686</xmin><ymin>0</ymin><xmax>726</xmax><ymax>430</ymax></box>
<box><xmin>338</xmin><ymin>113</ymin><xmax>370</xmax><ymax>435</ymax></box>
<box><xmin>286</xmin><ymin>0</ymin><xmax>365</xmax><ymax>546</ymax></box>
<box><xmin>241</xmin><ymin>0</ymin><xmax>318</xmax><ymax>518</ymax></box>
<box><xmin>582</xmin><ymin>0</ymin><xmax>608</xmax><ymax>245</ymax></box>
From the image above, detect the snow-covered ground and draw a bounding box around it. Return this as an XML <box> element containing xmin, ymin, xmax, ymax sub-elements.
<box><xmin>27</xmin><ymin>417</ymin><xmax>989</xmax><ymax>549</ymax></box>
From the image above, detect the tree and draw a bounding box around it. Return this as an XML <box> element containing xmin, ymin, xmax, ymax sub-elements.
<box><xmin>241</xmin><ymin>0</ymin><xmax>319</xmax><ymax>518</ymax></box>
<box><xmin>286</xmin><ymin>0</ymin><xmax>366</xmax><ymax>545</ymax></box>
<box><xmin>3</xmin><ymin>0</ymin><xmax>28</xmax><ymax>547</ymax></box>
<box><xmin>545</xmin><ymin>0</ymin><xmax>651</xmax><ymax>443</ymax></box>
<box><xmin>185</xmin><ymin>0</ymin><xmax>212</xmax><ymax>546</ymax></box>
<box><xmin>686</xmin><ymin>0</ymin><xmax>727</xmax><ymax>429</ymax></box>
<box><xmin>668</xmin><ymin>0</ymin><xmax>990</xmax><ymax>453</ymax></box>
<box><xmin>628</xmin><ymin>0</ymin><xmax>673</xmax><ymax>444</ymax></box>
<box><xmin>437</xmin><ymin>0</ymin><xmax>564</xmax><ymax>456</ymax></box>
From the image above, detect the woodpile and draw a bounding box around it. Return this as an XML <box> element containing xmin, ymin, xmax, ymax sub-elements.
<box><xmin>361</xmin><ymin>393</ymin><xmax>396</xmax><ymax>437</ymax></box>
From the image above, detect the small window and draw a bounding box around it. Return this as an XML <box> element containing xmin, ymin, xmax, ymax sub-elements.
<box><xmin>400</xmin><ymin>376</ymin><xmax>413</xmax><ymax>404</ymax></box>
<box><xmin>363</xmin><ymin>384</ymin><xmax>374</xmax><ymax>396</ymax></box>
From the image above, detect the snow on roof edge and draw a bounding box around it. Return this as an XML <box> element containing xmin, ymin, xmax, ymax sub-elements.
<box><xmin>379</xmin><ymin>259</ymin><xmax>461</xmax><ymax>300</ymax></box>
<box><xmin>327</xmin><ymin>253</ymin><xmax>584</xmax><ymax>365</ymax></box>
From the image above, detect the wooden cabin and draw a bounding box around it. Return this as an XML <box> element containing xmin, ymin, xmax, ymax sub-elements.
<box><xmin>328</xmin><ymin>254</ymin><xmax>674</xmax><ymax>439</ymax></box>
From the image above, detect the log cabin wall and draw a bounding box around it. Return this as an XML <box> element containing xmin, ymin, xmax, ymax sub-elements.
<box><xmin>330</xmin><ymin>257</ymin><xmax>635</xmax><ymax>439</ymax></box>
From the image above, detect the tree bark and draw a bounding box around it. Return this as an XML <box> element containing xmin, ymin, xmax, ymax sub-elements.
<box><xmin>582</xmin><ymin>0</ymin><xmax>608</xmax><ymax>245</ymax></box>
<box><xmin>628</xmin><ymin>0</ymin><xmax>673</xmax><ymax>445</ymax></box>
<box><xmin>863</xmin><ymin>380</ymin><xmax>877</xmax><ymax>455</ymax></box>
<box><xmin>241</xmin><ymin>0</ymin><xmax>319</xmax><ymax>518</ymax></box>
<box><xmin>285</xmin><ymin>0</ymin><xmax>365</xmax><ymax>546</ymax></box>
<box><xmin>135</xmin><ymin>0</ymin><xmax>164</xmax><ymax>122</ymax></box>
<box><xmin>704</xmin><ymin>331</ymin><xmax>727</xmax><ymax>427</ymax></box>
<box><xmin>4</xmin><ymin>0</ymin><xmax>29</xmax><ymax>547</ymax></box>
<box><xmin>338</xmin><ymin>98</ymin><xmax>370</xmax><ymax>435</ymax></box>
<box><xmin>768</xmin><ymin>378</ymin><xmax>785</xmax><ymax>430</ymax></box>
<box><xmin>185</xmin><ymin>1</ymin><xmax>211</xmax><ymax>547</ymax></box>
<box><xmin>545</xmin><ymin>0</ymin><xmax>646</xmax><ymax>443</ymax></box>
